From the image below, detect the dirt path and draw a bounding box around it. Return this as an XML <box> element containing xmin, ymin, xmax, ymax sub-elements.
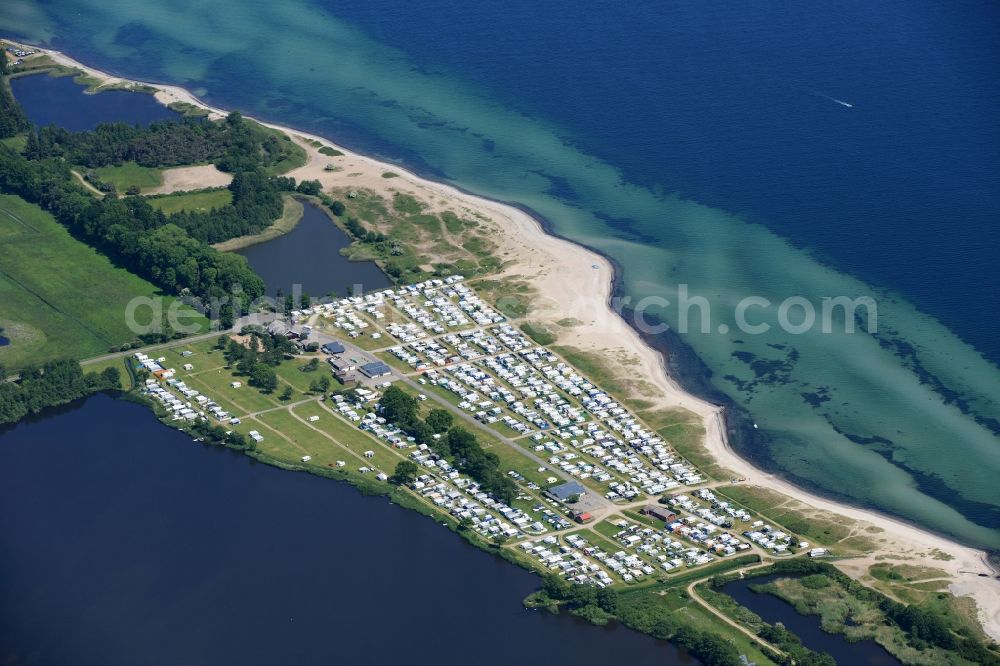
<box><xmin>686</xmin><ymin>561</ymin><xmax>785</xmax><ymax>657</ymax></box>
<box><xmin>70</xmin><ymin>170</ymin><xmax>105</xmax><ymax>197</ymax></box>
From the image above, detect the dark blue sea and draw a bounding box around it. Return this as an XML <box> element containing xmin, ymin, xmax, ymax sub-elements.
<box><xmin>326</xmin><ymin>0</ymin><xmax>1000</xmax><ymax>364</ymax></box>
<box><xmin>4</xmin><ymin>0</ymin><xmax>1000</xmax><ymax>546</ymax></box>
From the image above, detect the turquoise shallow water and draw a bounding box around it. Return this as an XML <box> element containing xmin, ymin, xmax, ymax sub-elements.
<box><xmin>3</xmin><ymin>0</ymin><xmax>999</xmax><ymax>549</ymax></box>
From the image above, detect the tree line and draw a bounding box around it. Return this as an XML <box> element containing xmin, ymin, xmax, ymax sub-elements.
<box><xmin>379</xmin><ymin>386</ymin><xmax>518</xmax><ymax>503</ymax></box>
<box><xmin>23</xmin><ymin>110</ymin><xmax>300</xmax><ymax>173</ymax></box>
<box><xmin>536</xmin><ymin>576</ymin><xmax>750</xmax><ymax>666</ymax></box>
<box><xmin>0</xmin><ymin>360</ymin><xmax>121</xmax><ymax>425</ymax></box>
<box><xmin>0</xmin><ymin>145</ymin><xmax>266</xmax><ymax>307</ymax></box>
<box><xmin>0</xmin><ymin>100</ymin><xmax>347</xmax><ymax>312</ymax></box>
<box><xmin>0</xmin><ymin>58</ymin><xmax>31</xmax><ymax>138</ymax></box>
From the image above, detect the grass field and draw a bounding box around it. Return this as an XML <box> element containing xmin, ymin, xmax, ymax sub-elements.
<box><xmin>0</xmin><ymin>135</ymin><xmax>27</xmax><ymax>152</ymax></box>
<box><xmin>92</xmin><ymin>162</ymin><xmax>163</xmax><ymax>191</ymax></box>
<box><xmin>0</xmin><ymin>194</ymin><xmax>207</xmax><ymax>370</ymax></box>
<box><xmin>147</xmin><ymin>189</ymin><xmax>232</xmax><ymax>215</ymax></box>
<box><xmin>274</xmin><ymin>356</ymin><xmax>327</xmax><ymax>395</ymax></box>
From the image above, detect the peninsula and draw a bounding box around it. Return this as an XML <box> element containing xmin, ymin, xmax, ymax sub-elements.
<box><xmin>1</xmin><ymin>39</ymin><xmax>998</xmax><ymax>665</ymax></box>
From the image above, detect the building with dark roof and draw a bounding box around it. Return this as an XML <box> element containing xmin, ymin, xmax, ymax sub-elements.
<box><xmin>546</xmin><ymin>480</ymin><xmax>586</xmax><ymax>502</ymax></box>
<box><xmin>641</xmin><ymin>505</ymin><xmax>677</xmax><ymax>524</ymax></box>
<box><xmin>359</xmin><ymin>361</ymin><xmax>392</xmax><ymax>378</ymax></box>
<box><xmin>321</xmin><ymin>341</ymin><xmax>346</xmax><ymax>355</ymax></box>
<box><xmin>329</xmin><ymin>356</ymin><xmax>356</xmax><ymax>373</ymax></box>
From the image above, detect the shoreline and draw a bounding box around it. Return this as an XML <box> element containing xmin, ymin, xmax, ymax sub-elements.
<box><xmin>6</xmin><ymin>38</ymin><xmax>1000</xmax><ymax>640</ymax></box>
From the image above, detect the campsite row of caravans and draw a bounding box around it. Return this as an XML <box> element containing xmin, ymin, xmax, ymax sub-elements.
<box><xmin>292</xmin><ymin>276</ymin><xmax>505</xmax><ymax>343</ymax></box>
<box><xmin>520</xmin><ymin>534</ymin><xmax>616</xmax><ymax>587</ymax></box>
<box><xmin>419</xmin><ymin>344</ymin><xmax>699</xmax><ymax>501</ymax></box>
<box><xmin>673</xmin><ymin>488</ymin><xmax>753</xmax><ymax>525</ymax></box>
<box><xmin>141</xmin><ymin>377</ymin><xmax>235</xmax><ymax>425</ymax></box>
<box><xmin>665</xmin><ymin>489</ymin><xmax>798</xmax><ymax>554</ymax></box>
<box><xmin>133</xmin><ymin>352</ymin><xmax>174</xmax><ymax>380</ymax></box>
<box><xmin>408</xmin><ymin>443</ymin><xmax>549</xmax><ymax>537</ymax></box>
<box><xmin>292</xmin><ymin>276</ymin><xmax>703</xmax><ymax>509</ymax></box>
<box><xmin>387</xmin><ymin>325</ymin><xmax>527</xmax><ymax>369</ymax></box>
<box><xmin>607</xmin><ymin>518</ymin><xmax>735</xmax><ymax>573</ymax></box>
<box><xmin>327</xmin><ymin>389</ymin><xmax>568</xmax><ymax>539</ymax></box>
<box><xmin>135</xmin><ymin>351</ymin><xmax>240</xmax><ymax>428</ymax></box>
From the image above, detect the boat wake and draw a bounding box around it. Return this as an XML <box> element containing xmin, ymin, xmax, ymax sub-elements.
<box><xmin>808</xmin><ymin>89</ymin><xmax>854</xmax><ymax>108</ymax></box>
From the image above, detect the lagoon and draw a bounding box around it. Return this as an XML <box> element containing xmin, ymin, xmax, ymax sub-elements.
<box><xmin>236</xmin><ymin>199</ymin><xmax>393</xmax><ymax>298</ymax></box>
<box><xmin>9</xmin><ymin>73</ymin><xmax>178</xmax><ymax>130</ymax></box>
<box><xmin>723</xmin><ymin>575</ymin><xmax>900</xmax><ymax>665</ymax></box>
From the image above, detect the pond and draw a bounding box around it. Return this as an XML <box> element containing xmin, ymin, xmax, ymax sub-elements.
<box><xmin>723</xmin><ymin>574</ymin><xmax>901</xmax><ymax>665</ymax></box>
<box><xmin>236</xmin><ymin>199</ymin><xmax>393</xmax><ymax>299</ymax></box>
<box><xmin>0</xmin><ymin>394</ymin><xmax>694</xmax><ymax>665</ymax></box>
<box><xmin>10</xmin><ymin>73</ymin><xmax>179</xmax><ymax>130</ymax></box>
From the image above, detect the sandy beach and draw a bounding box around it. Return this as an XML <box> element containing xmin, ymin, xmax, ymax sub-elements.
<box><xmin>12</xmin><ymin>41</ymin><xmax>1000</xmax><ymax>640</ymax></box>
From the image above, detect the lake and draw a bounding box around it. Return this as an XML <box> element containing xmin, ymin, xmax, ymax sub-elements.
<box><xmin>236</xmin><ymin>198</ymin><xmax>393</xmax><ymax>299</ymax></box>
<box><xmin>9</xmin><ymin>73</ymin><xmax>179</xmax><ymax>130</ymax></box>
<box><xmin>0</xmin><ymin>394</ymin><xmax>694</xmax><ymax>665</ymax></box>
<box><xmin>723</xmin><ymin>574</ymin><xmax>900</xmax><ymax>665</ymax></box>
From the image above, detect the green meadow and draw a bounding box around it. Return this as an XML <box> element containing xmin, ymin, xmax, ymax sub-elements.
<box><xmin>92</xmin><ymin>161</ymin><xmax>163</xmax><ymax>191</ymax></box>
<box><xmin>0</xmin><ymin>193</ymin><xmax>206</xmax><ymax>369</ymax></box>
<box><xmin>147</xmin><ymin>188</ymin><xmax>232</xmax><ymax>215</ymax></box>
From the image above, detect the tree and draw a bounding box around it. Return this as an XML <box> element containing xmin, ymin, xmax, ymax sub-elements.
<box><xmin>379</xmin><ymin>386</ymin><xmax>418</xmax><ymax>426</ymax></box>
<box><xmin>389</xmin><ymin>460</ymin><xmax>418</xmax><ymax>485</ymax></box>
<box><xmin>100</xmin><ymin>367</ymin><xmax>121</xmax><ymax>389</ymax></box>
<box><xmin>296</xmin><ymin>179</ymin><xmax>322</xmax><ymax>196</ymax></box>
<box><xmin>236</xmin><ymin>358</ymin><xmax>255</xmax><ymax>376</ymax></box>
<box><xmin>425</xmin><ymin>408</ymin><xmax>453</xmax><ymax>433</ymax></box>
<box><xmin>0</xmin><ymin>66</ymin><xmax>30</xmax><ymax>138</ymax></box>
<box><xmin>216</xmin><ymin>335</ymin><xmax>229</xmax><ymax>350</ymax></box>
<box><xmin>309</xmin><ymin>376</ymin><xmax>330</xmax><ymax>393</ymax></box>
<box><xmin>0</xmin><ymin>360</ymin><xmax>115</xmax><ymax>425</ymax></box>
<box><xmin>329</xmin><ymin>200</ymin><xmax>345</xmax><ymax>216</ymax></box>
<box><xmin>250</xmin><ymin>364</ymin><xmax>278</xmax><ymax>392</ymax></box>
<box><xmin>279</xmin><ymin>386</ymin><xmax>294</xmax><ymax>401</ymax></box>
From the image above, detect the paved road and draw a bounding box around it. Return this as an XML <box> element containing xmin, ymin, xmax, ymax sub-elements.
<box><xmin>80</xmin><ymin>313</ymin><xmax>279</xmax><ymax>367</ymax></box>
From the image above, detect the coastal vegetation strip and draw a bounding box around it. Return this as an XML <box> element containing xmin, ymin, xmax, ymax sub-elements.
<box><xmin>699</xmin><ymin>560</ymin><xmax>999</xmax><ymax>665</ymax></box>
